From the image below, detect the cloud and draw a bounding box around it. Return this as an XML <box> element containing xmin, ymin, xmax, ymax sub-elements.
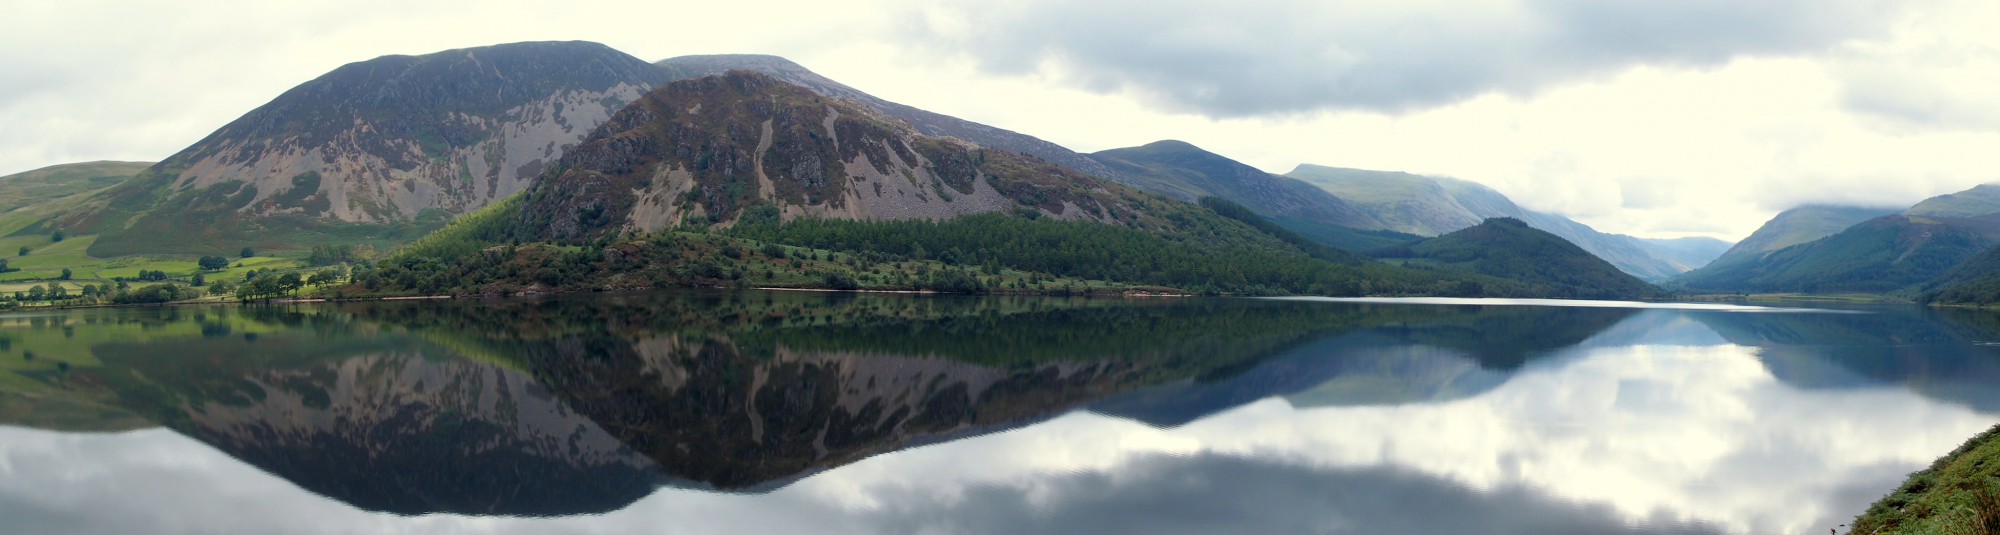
<box><xmin>854</xmin><ymin>454</ymin><xmax>1726</xmax><ymax>535</ymax></box>
<box><xmin>1837</xmin><ymin>51</ymin><xmax>2000</xmax><ymax>132</ymax></box>
<box><xmin>898</xmin><ymin>0</ymin><xmax>1908</xmax><ymax>118</ymax></box>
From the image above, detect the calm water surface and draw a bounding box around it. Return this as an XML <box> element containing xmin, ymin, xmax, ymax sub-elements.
<box><xmin>2</xmin><ymin>291</ymin><xmax>1997</xmax><ymax>534</ymax></box>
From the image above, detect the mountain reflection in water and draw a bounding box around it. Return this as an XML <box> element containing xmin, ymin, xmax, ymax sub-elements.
<box><xmin>1</xmin><ymin>292</ymin><xmax>1996</xmax><ymax>534</ymax></box>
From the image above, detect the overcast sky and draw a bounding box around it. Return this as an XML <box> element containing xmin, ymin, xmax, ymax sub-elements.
<box><xmin>4</xmin><ymin>0</ymin><xmax>1998</xmax><ymax>240</ymax></box>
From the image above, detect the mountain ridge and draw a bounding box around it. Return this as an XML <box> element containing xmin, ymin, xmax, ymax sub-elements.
<box><xmin>1286</xmin><ymin>164</ymin><xmax>1726</xmax><ymax>281</ymax></box>
<box><xmin>655</xmin><ymin>54</ymin><xmax>1129</xmax><ymax>183</ymax></box>
<box><xmin>62</xmin><ymin>40</ymin><xmax>673</xmax><ymax>256</ymax></box>
<box><xmin>1373</xmin><ymin>217</ymin><xmax>1664</xmax><ymax>300</ymax></box>
<box><xmin>1089</xmin><ymin>140</ymin><xmax>1383</xmax><ymax>229</ymax></box>
<box><xmin>1698</xmin><ymin>204</ymin><xmax>1900</xmax><ymax>271</ymax></box>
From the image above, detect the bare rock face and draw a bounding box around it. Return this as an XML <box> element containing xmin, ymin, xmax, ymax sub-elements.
<box><xmin>514</xmin><ymin>71</ymin><xmax>1159</xmax><ymax>242</ymax></box>
<box><xmin>656</xmin><ymin>54</ymin><xmax>1131</xmax><ymax>183</ymax></box>
<box><xmin>72</xmin><ymin>41</ymin><xmax>671</xmax><ymax>255</ymax></box>
<box><xmin>173</xmin><ymin>40</ymin><xmax>672</xmax><ymax>221</ymax></box>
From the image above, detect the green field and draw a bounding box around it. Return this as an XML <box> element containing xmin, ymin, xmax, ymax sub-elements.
<box><xmin>0</xmin><ymin>232</ymin><xmax>312</xmax><ymax>305</ymax></box>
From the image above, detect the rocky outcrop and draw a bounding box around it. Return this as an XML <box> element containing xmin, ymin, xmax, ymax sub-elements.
<box><xmin>514</xmin><ymin>71</ymin><xmax>1152</xmax><ymax>241</ymax></box>
<box><xmin>69</xmin><ymin>41</ymin><xmax>672</xmax><ymax>255</ymax></box>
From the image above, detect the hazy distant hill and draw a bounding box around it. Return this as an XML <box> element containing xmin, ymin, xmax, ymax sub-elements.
<box><xmin>1906</xmin><ymin>184</ymin><xmax>2000</xmax><ymax>218</ymax></box>
<box><xmin>1700</xmin><ymin>205</ymin><xmax>1900</xmax><ymax>269</ymax></box>
<box><xmin>1287</xmin><ymin>164</ymin><xmax>1725</xmax><ymax>281</ymax></box>
<box><xmin>1673</xmin><ymin>214</ymin><xmax>2000</xmax><ymax>294</ymax></box>
<box><xmin>1089</xmin><ymin>140</ymin><xmax>1388</xmax><ymax>233</ymax></box>
<box><xmin>60</xmin><ymin>41</ymin><xmax>672</xmax><ymax>256</ymax></box>
<box><xmin>1676</xmin><ymin>183</ymin><xmax>2000</xmax><ymax>294</ymax></box>
<box><xmin>0</xmin><ymin>161</ymin><xmax>149</xmax><ymax>213</ymax></box>
<box><xmin>1637</xmin><ymin>236</ymin><xmax>1735</xmax><ymax>273</ymax></box>
<box><xmin>0</xmin><ymin>161</ymin><xmax>152</xmax><ymax>235</ymax></box>
<box><xmin>1373</xmin><ymin>218</ymin><xmax>1663</xmax><ymax>300</ymax></box>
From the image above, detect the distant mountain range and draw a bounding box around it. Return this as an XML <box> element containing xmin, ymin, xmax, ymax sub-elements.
<box><xmin>1286</xmin><ymin>165</ymin><xmax>1729</xmax><ymax>281</ymax></box>
<box><xmin>13</xmin><ymin>40</ymin><xmax>1743</xmax><ymax>300</ymax></box>
<box><xmin>1673</xmin><ymin>184</ymin><xmax>2000</xmax><ymax>297</ymax></box>
<box><xmin>1701</xmin><ymin>205</ymin><xmax>1901</xmax><ymax>270</ymax></box>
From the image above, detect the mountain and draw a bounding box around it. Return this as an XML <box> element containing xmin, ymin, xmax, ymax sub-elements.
<box><xmin>360</xmin><ymin>71</ymin><xmax>1505</xmax><ymax>298</ymax></box>
<box><xmin>1672</xmin><ymin>214</ymin><xmax>2000</xmax><ymax>294</ymax></box>
<box><xmin>1636</xmin><ymin>236</ymin><xmax>1734</xmax><ymax>272</ymax></box>
<box><xmin>653</xmin><ymin>56</ymin><xmax>1419</xmax><ymax>249</ymax></box>
<box><xmin>1285</xmin><ymin>165</ymin><xmax>1512</xmax><ymax>236</ymax></box>
<box><xmin>1373</xmin><ymin>218</ymin><xmax>1663</xmax><ymax>300</ymax></box>
<box><xmin>1701</xmin><ymin>205</ymin><xmax>1899</xmax><ymax>269</ymax></box>
<box><xmin>1089</xmin><ymin>140</ymin><xmax>1383</xmax><ymax>229</ymax></box>
<box><xmin>0</xmin><ymin>161</ymin><xmax>149</xmax><ymax>213</ymax></box>
<box><xmin>1914</xmin><ymin>243</ymin><xmax>2000</xmax><ymax>305</ymax></box>
<box><xmin>1675</xmin><ymin>183</ymin><xmax>2000</xmax><ymax>294</ymax></box>
<box><xmin>0</xmin><ymin>161</ymin><xmax>151</xmax><ymax>235</ymax></box>
<box><xmin>62</xmin><ymin>41</ymin><xmax>672</xmax><ymax>256</ymax></box>
<box><xmin>1087</xmin><ymin>140</ymin><xmax>1416</xmax><ymax>251</ymax></box>
<box><xmin>654</xmin><ymin>54</ymin><xmax>1126</xmax><ymax>182</ymax></box>
<box><xmin>1906</xmin><ymin>183</ymin><xmax>2000</xmax><ymax>218</ymax></box>
<box><xmin>508</xmin><ymin>70</ymin><xmax>1159</xmax><ymax>240</ymax></box>
<box><xmin>1285</xmin><ymin>164</ymin><xmax>1720</xmax><ymax>281</ymax></box>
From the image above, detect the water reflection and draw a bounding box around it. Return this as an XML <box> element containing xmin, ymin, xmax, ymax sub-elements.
<box><xmin>0</xmin><ymin>293</ymin><xmax>1995</xmax><ymax>534</ymax></box>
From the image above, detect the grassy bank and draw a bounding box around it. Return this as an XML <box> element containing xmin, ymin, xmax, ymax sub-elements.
<box><xmin>1851</xmin><ymin>423</ymin><xmax>2000</xmax><ymax>534</ymax></box>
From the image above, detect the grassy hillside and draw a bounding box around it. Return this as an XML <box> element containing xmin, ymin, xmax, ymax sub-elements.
<box><xmin>1907</xmin><ymin>184</ymin><xmax>2000</xmax><ymax>218</ymax></box>
<box><xmin>1704</xmin><ymin>205</ymin><xmax>1899</xmax><ymax>270</ymax></box>
<box><xmin>0</xmin><ymin>161</ymin><xmax>152</xmax><ymax>237</ymax></box>
<box><xmin>1850</xmin><ymin>423</ymin><xmax>2000</xmax><ymax>534</ymax></box>
<box><xmin>1373</xmin><ymin>217</ymin><xmax>1663</xmax><ymax>300</ymax></box>
<box><xmin>0</xmin><ymin>161</ymin><xmax>149</xmax><ymax>214</ymax></box>
<box><xmin>1674</xmin><ymin>215</ymin><xmax>2000</xmax><ymax>294</ymax></box>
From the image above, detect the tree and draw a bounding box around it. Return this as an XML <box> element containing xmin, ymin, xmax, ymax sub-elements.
<box><xmin>307</xmin><ymin>244</ymin><xmax>357</xmax><ymax>266</ymax></box>
<box><xmin>240</xmin><ymin>247</ymin><xmax>255</xmax><ymax>258</ymax></box>
<box><xmin>277</xmin><ymin>273</ymin><xmax>304</xmax><ymax>297</ymax></box>
<box><xmin>50</xmin><ymin>231</ymin><xmax>63</xmax><ymax>243</ymax></box>
<box><xmin>307</xmin><ymin>269</ymin><xmax>339</xmax><ymax>287</ymax></box>
<box><xmin>27</xmin><ymin>285</ymin><xmax>45</xmax><ymax>300</ymax></box>
<box><xmin>58</xmin><ymin>268</ymin><xmax>71</xmax><ymax>280</ymax></box>
<box><xmin>198</xmin><ymin>256</ymin><xmax>230</xmax><ymax>271</ymax></box>
<box><xmin>823</xmin><ymin>271</ymin><xmax>860</xmax><ymax>290</ymax></box>
<box><xmin>17</xmin><ymin>246</ymin><xmax>26</xmax><ymax>256</ymax></box>
<box><xmin>192</xmin><ymin>273</ymin><xmax>206</xmax><ymax>287</ymax></box>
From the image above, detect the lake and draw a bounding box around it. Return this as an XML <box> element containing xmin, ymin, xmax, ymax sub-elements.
<box><xmin>2</xmin><ymin>291</ymin><xmax>1997</xmax><ymax>534</ymax></box>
